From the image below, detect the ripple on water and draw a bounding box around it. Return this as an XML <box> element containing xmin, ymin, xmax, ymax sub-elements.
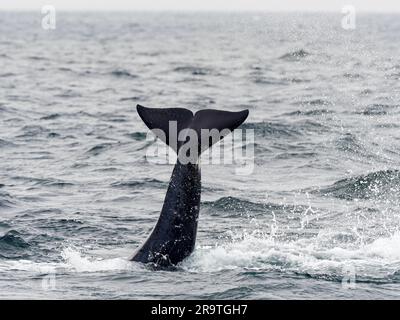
<box><xmin>334</xmin><ymin>133</ymin><xmax>366</xmax><ymax>155</ymax></box>
<box><xmin>125</xmin><ymin>132</ymin><xmax>147</xmax><ymax>141</ymax></box>
<box><xmin>0</xmin><ymin>191</ymin><xmax>16</xmax><ymax>208</ymax></box>
<box><xmin>357</xmin><ymin>104</ymin><xmax>400</xmax><ymax>116</ymax></box>
<box><xmin>202</xmin><ymin>196</ymin><xmax>306</xmax><ymax>217</ymax></box>
<box><xmin>242</xmin><ymin>120</ymin><xmax>328</xmax><ymax>138</ymax></box>
<box><xmin>315</xmin><ymin>170</ymin><xmax>400</xmax><ymax>200</ymax></box>
<box><xmin>85</xmin><ymin>143</ymin><xmax>114</xmax><ymax>156</ymax></box>
<box><xmin>0</xmin><ymin>138</ymin><xmax>17</xmax><ymax>148</ymax></box>
<box><xmin>109</xmin><ymin>69</ymin><xmax>138</xmax><ymax>79</ymax></box>
<box><xmin>279</xmin><ymin>49</ymin><xmax>310</xmax><ymax>61</ymax></box>
<box><xmin>40</xmin><ymin>113</ymin><xmax>62</xmax><ymax>120</ymax></box>
<box><xmin>0</xmin><ymin>230</ymin><xmax>31</xmax><ymax>259</ymax></box>
<box><xmin>17</xmin><ymin>125</ymin><xmax>48</xmax><ymax>138</ymax></box>
<box><xmin>173</xmin><ymin>65</ymin><xmax>214</xmax><ymax>76</ymax></box>
<box><xmin>0</xmin><ymin>231</ymin><xmax>30</xmax><ymax>249</ymax></box>
<box><xmin>111</xmin><ymin>178</ymin><xmax>166</xmax><ymax>189</ymax></box>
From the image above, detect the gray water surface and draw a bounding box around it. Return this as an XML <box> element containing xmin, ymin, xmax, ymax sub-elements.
<box><xmin>1</xmin><ymin>12</ymin><xmax>400</xmax><ymax>299</ymax></box>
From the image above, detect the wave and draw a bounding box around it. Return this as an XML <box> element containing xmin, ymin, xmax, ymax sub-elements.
<box><xmin>27</xmin><ymin>56</ymin><xmax>48</xmax><ymax>61</ymax></box>
<box><xmin>47</xmin><ymin>132</ymin><xmax>61</xmax><ymax>138</ymax></box>
<box><xmin>343</xmin><ymin>72</ymin><xmax>363</xmax><ymax>79</ymax></box>
<box><xmin>274</xmin><ymin>151</ymin><xmax>318</xmax><ymax>160</ymax></box>
<box><xmin>125</xmin><ymin>132</ymin><xmax>147</xmax><ymax>141</ymax></box>
<box><xmin>203</xmin><ymin>196</ymin><xmax>266</xmax><ymax>215</ymax></box>
<box><xmin>94</xmin><ymin>112</ymin><xmax>128</xmax><ymax>123</ymax></box>
<box><xmin>334</xmin><ymin>133</ymin><xmax>366</xmax><ymax>154</ymax></box>
<box><xmin>40</xmin><ymin>113</ymin><xmax>61</xmax><ymax>120</ymax></box>
<box><xmin>110</xmin><ymin>69</ymin><xmax>138</xmax><ymax>79</ymax></box>
<box><xmin>0</xmin><ymin>191</ymin><xmax>16</xmax><ymax>208</ymax></box>
<box><xmin>111</xmin><ymin>178</ymin><xmax>166</xmax><ymax>189</ymax></box>
<box><xmin>315</xmin><ymin>170</ymin><xmax>400</xmax><ymax>200</ymax></box>
<box><xmin>0</xmin><ymin>73</ymin><xmax>16</xmax><ymax>78</ymax></box>
<box><xmin>86</xmin><ymin>143</ymin><xmax>114</xmax><ymax>156</ymax></box>
<box><xmin>299</xmin><ymin>99</ymin><xmax>333</xmax><ymax>107</ymax></box>
<box><xmin>282</xmin><ymin>77</ymin><xmax>311</xmax><ymax>83</ymax></box>
<box><xmin>58</xmin><ymin>67</ymin><xmax>73</xmax><ymax>72</ymax></box>
<box><xmin>37</xmin><ymin>218</ymin><xmax>86</xmax><ymax>233</ymax></box>
<box><xmin>17</xmin><ymin>125</ymin><xmax>48</xmax><ymax>138</ymax></box>
<box><xmin>242</xmin><ymin>120</ymin><xmax>328</xmax><ymax>138</ymax></box>
<box><xmin>2</xmin><ymin>230</ymin><xmax>400</xmax><ymax>282</ymax></box>
<box><xmin>0</xmin><ymin>248</ymin><xmax>134</xmax><ymax>274</ymax></box>
<box><xmin>41</xmin><ymin>180</ymin><xmax>75</xmax><ymax>188</ymax></box>
<box><xmin>279</xmin><ymin>49</ymin><xmax>310</xmax><ymax>60</ymax></box>
<box><xmin>173</xmin><ymin>66</ymin><xmax>213</xmax><ymax>76</ymax></box>
<box><xmin>182</xmin><ymin>229</ymin><xmax>400</xmax><ymax>282</ymax></box>
<box><xmin>54</xmin><ymin>90</ymin><xmax>82</xmax><ymax>98</ymax></box>
<box><xmin>0</xmin><ymin>104</ymin><xmax>8</xmax><ymax>113</ymax></box>
<box><xmin>10</xmin><ymin>176</ymin><xmax>74</xmax><ymax>188</ymax></box>
<box><xmin>333</xmin><ymin>133</ymin><xmax>389</xmax><ymax>163</ymax></box>
<box><xmin>119</xmin><ymin>96</ymin><xmax>145</xmax><ymax>102</ymax></box>
<box><xmin>357</xmin><ymin>104</ymin><xmax>400</xmax><ymax>116</ymax></box>
<box><xmin>242</xmin><ymin>122</ymin><xmax>300</xmax><ymax>137</ymax></box>
<box><xmin>202</xmin><ymin>196</ymin><xmax>305</xmax><ymax>217</ymax></box>
<box><xmin>0</xmin><ymin>138</ymin><xmax>16</xmax><ymax>148</ymax></box>
<box><xmin>60</xmin><ymin>248</ymin><xmax>134</xmax><ymax>272</ymax></box>
<box><xmin>0</xmin><ymin>230</ymin><xmax>30</xmax><ymax>251</ymax></box>
<box><xmin>252</xmin><ymin>76</ymin><xmax>287</xmax><ymax>86</ymax></box>
<box><xmin>283</xmin><ymin>109</ymin><xmax>334</xmax><ymax>117</ymax></box>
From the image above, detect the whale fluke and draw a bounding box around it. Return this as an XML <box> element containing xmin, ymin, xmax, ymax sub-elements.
<box><xmin>132</xmin><ymin>105</ymin><xmax>249</xmax><ymax>268</ymax></box>
<box><xmin>137</xmin><ymin>105</ymin><xmax>193</xmax><ymax>153</ymax></box>
<box><xmin>137</xmin><ymin>104</ymin><xmax>249</xmax><ymax>156</ymax></box>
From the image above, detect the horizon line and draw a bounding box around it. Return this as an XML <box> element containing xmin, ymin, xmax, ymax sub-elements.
<box><xmin>1</xmin><ymin>8</ymin><xmax>400</xmax><ymax>13</ymax></box>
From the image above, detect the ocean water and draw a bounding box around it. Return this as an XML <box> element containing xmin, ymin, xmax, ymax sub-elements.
<box><xmin>1</xmin><ymin>11</ymin><xmax>400</xmax><ymax>299</ymax></box>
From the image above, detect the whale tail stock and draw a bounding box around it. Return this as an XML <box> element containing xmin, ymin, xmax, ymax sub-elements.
<box><xmin>132</xmin><ymin>105</ymin><xmax>248</xmax><ymax>267</ymax></box>
<box><xmin>136</xmin><ymin>104</ymin><xmax>249</xmax><ymax>161</ymax></box>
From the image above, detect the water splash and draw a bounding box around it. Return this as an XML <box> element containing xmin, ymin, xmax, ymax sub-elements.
<box><xmin>183</xmin><ymin>229</ymin><xmax>400</xmax><ymax>281</ymax></box>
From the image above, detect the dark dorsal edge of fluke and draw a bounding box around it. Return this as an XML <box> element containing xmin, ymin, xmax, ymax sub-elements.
<box><xmin>130</xmin><ymin>104</ymin><xmax>249</xmax><ymax>268</ymax></box>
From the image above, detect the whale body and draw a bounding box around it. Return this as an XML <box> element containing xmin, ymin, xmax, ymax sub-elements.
<box><xmin>131</xmin><ymin>104</ymin><xmax>248</xmax><ymax>267</ymax></box>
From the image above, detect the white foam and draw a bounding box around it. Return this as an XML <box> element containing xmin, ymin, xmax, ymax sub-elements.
<box><xmin>362</xmin><ymin>232</ymin><xmax>400</xmax><ymax>260</ymax></box>
<box><xmin>182</xmin><ymin>230</ymin><xmax>400</xmax><ymax>278</ymax></box>
<box><xmin>2</xmin><ymin>232</ymin><xmax>400</xmax><ymax>279</ymax></box>
<box><xmin>60</xmin><ymin>247</ymin><xmax>133</xmax><ymax>272</ymax></box>
<box><xmin>0</xmin><ymin>247</ymin><xmax>135</xmax><ymax>274</ymax></box>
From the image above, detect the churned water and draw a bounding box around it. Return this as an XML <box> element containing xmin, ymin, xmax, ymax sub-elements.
<box><xmin>1</xmin><ymin>11</ymin><xmax>400</xmax><ymax>299</ymax></box>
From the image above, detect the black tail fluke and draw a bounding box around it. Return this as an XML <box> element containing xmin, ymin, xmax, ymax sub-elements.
<box><xmin>137</xmin><ymin>105</ymin><xmax>193</xmax><ymax>154</ymax></box>
<box><xmin>137</xmin><ymin>104</ymin><xmax>248</xmax><ymax>162</ymax></box>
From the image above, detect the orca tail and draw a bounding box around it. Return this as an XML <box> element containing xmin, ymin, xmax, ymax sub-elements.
<box><xmin>137</xmin><ymin>104</ymin><xmax>249</xmax><ymax>162</ymax></box>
